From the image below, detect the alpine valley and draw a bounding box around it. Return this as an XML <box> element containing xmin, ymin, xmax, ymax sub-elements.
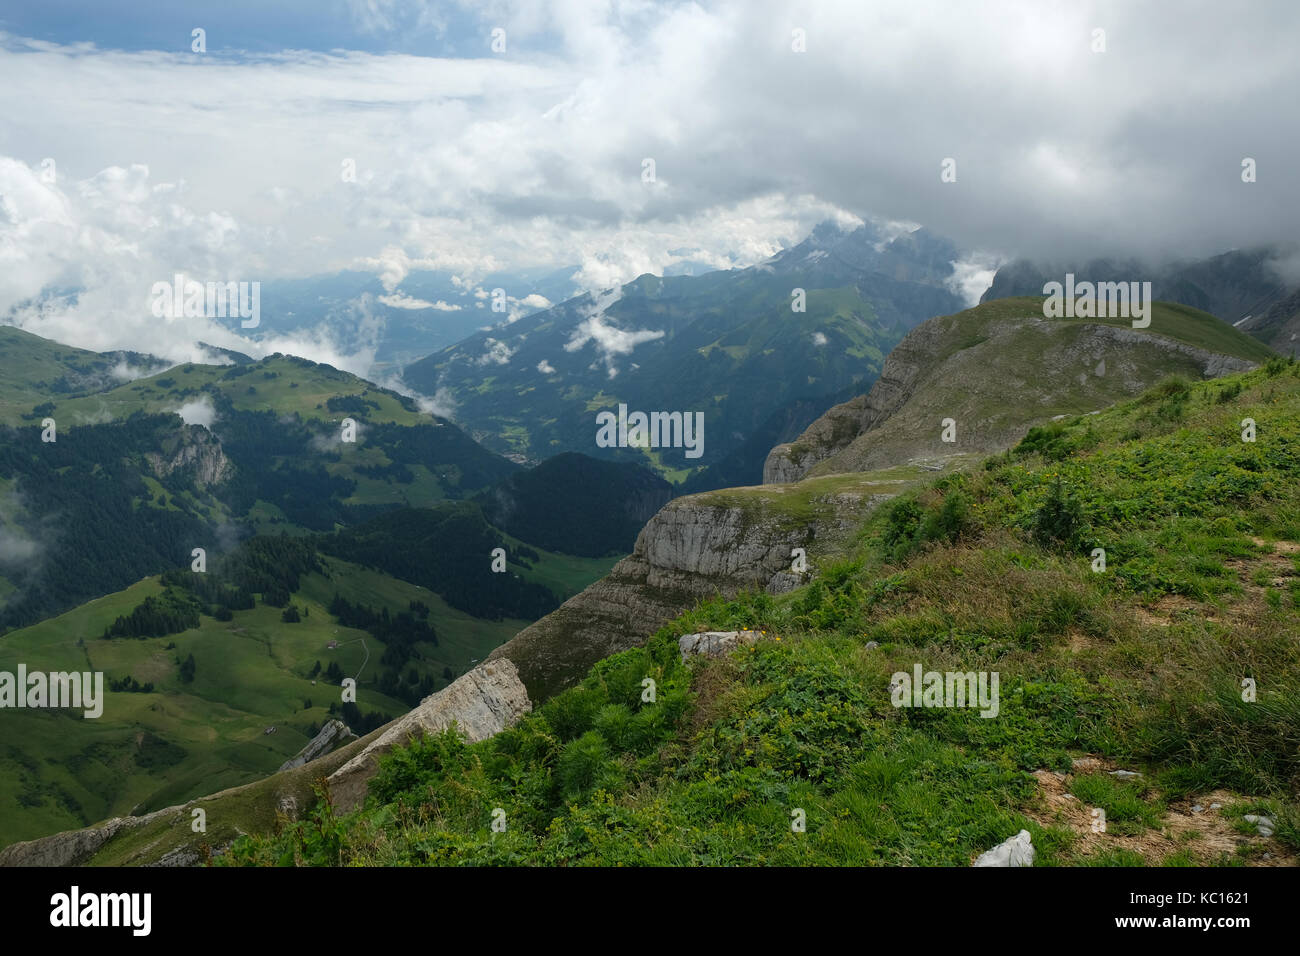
<box><xmin>3</xmin><ymin>220</ymin><xmax>1299</xmax><ymax>867</ymax></box>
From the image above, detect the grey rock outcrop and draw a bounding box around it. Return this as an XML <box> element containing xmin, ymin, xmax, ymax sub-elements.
<box><xmin>488</xmin><ymin>480</ymin><xmax>881</xmax><ymax>701</ymax></box>
<box><xmin>146</xmin><ymin>423</ymin><xmax>232</xmax><ymax>489</ymax></box>
<box><xmin>327</xmin><ymin>659</ymin><xmax>532</xmax><ymax>813</ymax></box>
<box><xmin>973</xmin><ymin>829</ymin><xmax>1035</xmax><ymax>867</ymax></box>
<box><xmin>678</xmin><ymin>630</ymin><xmax>761</xmax><ymax>662</ymax></box>
<box><xmin>1244</xmin><ymin>814</ymin><xmax>1276</xmax><ymax>837</ymax></box>
<box><xmin>278</xmin><ymin>719</ymin><xmax>357</xmax><ymax>772</ymax></box>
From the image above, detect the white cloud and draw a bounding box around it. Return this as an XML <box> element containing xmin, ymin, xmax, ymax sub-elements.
<box><xmin>947</xmin><ymin>254</ymin><xmax>1004</xmax><ymax>307</ymax></box>
<box><xmin>175</xmin><ymin>395</ymin><xmax>217</xmax><ymax>428</ymax></box>
<box><xmin>378</xmin><ymin>291</ymin><xmax>461</xmax><ymax>311</ymax></box>
<box><xmin>1</xmin><ymin>0</ymin><xmax>1298</xmax><ymax>367</ymax></box>
<box><xmin>536</xmin><ymin>359</ymin><xmax>555</xmax><ymax>374</ymax></box>
<box><xmin>476</xmin><ymin>337</ymin><xmax>515</xmax><ymax>366</ymax></box>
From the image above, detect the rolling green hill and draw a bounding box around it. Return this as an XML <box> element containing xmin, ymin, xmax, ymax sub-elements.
<box><xmin>0</xmin><ymin>325</ymin><xmax>169</xmax><ymax>425</ymax></box>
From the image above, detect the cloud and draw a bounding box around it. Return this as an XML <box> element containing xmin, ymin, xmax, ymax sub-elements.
<box><xmin>947</xmin><ymin>254</ymin><xmax>1005</xmax><ymax>307</ymax></box>
<box><xmin>1</xmin><ymin>0</ymin><xmax>1299</xmax><ymax>369</ymax></box>
<box><xmin>536</xmin><ymin>359</ymin><xmax>555</xmax><ymax>374</ymax></box>
<box><xmin>811</xmin><ymin>332</ymin><xmax>827</xmax><ymax>346</ymax></box>
<box><xmin>561</xmin><ymin>285</ymin><xmax>663</xmax><ymax>374</ymax></box>
<box><xmin>476</xmin><ymin>337</ymin><xmax>515</xmax><ymax>366</ymax></box>
<box><xmin>0</xmin><ymin>523</ymin><xmax>40</xmax><ymax>565</ymax></box>
<box><xmin>378</xmin><ymin>291</ymin><xmax>461</xmax><ymax>311</ymax></box>
<box><xmin>175</xmin><ymin>395</ymin><xmax>217</xmax><ymax>428</ymax></box>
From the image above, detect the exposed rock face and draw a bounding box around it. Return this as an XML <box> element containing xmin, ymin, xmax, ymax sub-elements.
<box><xmin>764</xmin><ymin>314</ymin><xmax>943</xmax><ymax>483</ymax></box>
<box><xmin>678</xmin><ymin>630</ymin><xmax>761</xmax><ymax>661</ymax></box>
<box><xmin>278</xmin><ymin>719</ymin><xmax>357</xmax><ymax>772</ymax></box>
<box><xmin>146</xmin><ymin>423</ymin><xmax>232</xmax><ymax>489</ymax></box>
<box><xmin>488</xmin><ymin>487</ymin><xmax>852</xmax><ymax>701</ymax></box>
<box><xmin>0</xmin><ymin>815</ymin><xmax>142</xmax><ymax>868</ymax></box>
<box><xmin>488</xmin><ymin>502</ymin><xmax>790</xmax><ymax>702</ymax></box>
<box><xmin>765</xmin><ymin>306</ymin><xmax>1260</xmax><ymax>483</ymax></box>
<box><xmin>1239</xmin><ymin>286</ymin><xmax>1300</xmax><ymax>357</ymax></box>
<box><xmin>973</xmin><ymin>829</ymin><xmax>1035</xmax><ymax>867</ymax></box>
<box><xmin>327</xmin><ymin>660</ymin><xmax>532</xmax><ymax>813</ymax></box>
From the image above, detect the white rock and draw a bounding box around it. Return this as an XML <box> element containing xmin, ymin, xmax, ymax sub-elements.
<box><xmin>973</xmin><ymin>829</ymin><xmax>1034</xmax><ymax>867</ymax></box>
<box><xmin>678</xmin><ymin>630</ymin><xmax>761</xmax><ymax>662</ymax></box>
<box><xmin>1244</xmin><ymin>814</ymin><xmax>1276</xmax><ymax>837</ymax></box>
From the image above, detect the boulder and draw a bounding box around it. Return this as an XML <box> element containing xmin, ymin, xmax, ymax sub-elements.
<box><xmin>973</xmin><ymin>829</ymin><xmax>1035</xmax><ymax>867</ymax></box>
<box><xmin>678</xmin><ymin>630</ymin><xmax>762</xmax><ymax>662</ymax></box>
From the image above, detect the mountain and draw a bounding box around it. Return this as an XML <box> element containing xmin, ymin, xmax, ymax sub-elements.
<box><xmin>402</xmin><ymin>221</ymin><xmax>968</xmax><ymax>479</ymax></box>
<box><xmin>16</xmin><ymin>350</ymin><xmax>1299</xmax><ymax>866</ymax></box>
<box><xmin>490</xmin><ymin>297</ymin><xmax>1273</xmax><ymax>699</ymax></box>
<box><xmin>980</xmin><ymin>247</ymin><xmax>1299</xmax><ymax>336</ymax></box>
<box><xmin>1238</xmin><ymin>286</ymin><xmax>1300</xmax><ymax>358</ymax></box>
<box><xmin>764</xmin><ymin>297</ymin><xmax>1274</xmax><ymax>483</ymax></box>
<box><xmin>0</xmin><ymin>328</ymin><xmax>651</xmax><ymax>848</ymax></box>
<box><xmin>0</xmin><ymin>346</ymin><xmax>523</xmax><ymax>630</ymax></box>
<box><xmin>248</xmin><ymin>355</ymin><xmax>1300</xmax><ymax>865</ymax></box>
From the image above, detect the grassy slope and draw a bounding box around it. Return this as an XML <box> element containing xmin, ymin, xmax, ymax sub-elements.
<box><xmin>796</xmin><ymin>298</ymin><xmax>1276</xmax><ymax>479</ymax></box>
<box><xmin>13</xmin><ymin>355</ymin><xmax>429</xmax><ymax>429</ymax></box>
<box><xmin>0</xmin><ymin>326</ymin><xmax>141</xmax><ymax>423</ymax></box>
<box><xmin>228</xmin><ymin>359</ymin><xmax>1300</xmax><ymax>866</ymax></box>
<box><xmin>0</xmin><ymin>544</ymin><xmax>617</xmax><ymax>848</ymax></box>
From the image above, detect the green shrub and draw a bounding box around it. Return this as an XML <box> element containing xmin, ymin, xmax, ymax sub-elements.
<box><xmin>1030</xmin><ymin>476</ymin><xmax>1087</xmax><ymax>552</ymax></box>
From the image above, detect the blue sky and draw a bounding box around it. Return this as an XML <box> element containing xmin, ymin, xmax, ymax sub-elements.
<box><xmin>0</xmin><ymin>0</ymin><xmax>523</xmax><ymax>56</ymax></box>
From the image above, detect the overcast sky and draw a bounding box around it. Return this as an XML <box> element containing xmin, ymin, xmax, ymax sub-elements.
<box><xmin>1</xmin><ymin>0</ymin><xmax>1297</xmax><ymax>369</ymax></box>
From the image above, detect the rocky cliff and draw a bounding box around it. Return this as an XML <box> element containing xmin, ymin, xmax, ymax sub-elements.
<box><xmin>145</xmin><ymin>422</ymin><xmax>232</xmax><ymax>489</ymax></box>
<box><xmin>278</xmin><ymin>718</ymin><xmax>357</xmax><ymax>772</ymax></box>
<box><xmin>487</xmin><ymin>467</ymin><xmax>934</xmax><ymax>701</ymax></box>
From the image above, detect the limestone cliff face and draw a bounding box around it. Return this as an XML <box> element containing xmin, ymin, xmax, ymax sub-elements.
<box><xmin>489</xmin><ymin>478</ymin><xmax>889</xmax><ymax>701</ymax></box>
<box><xmin>145</xmin><ymin>423</ymin><xmax>232</xmax><ymax>489</ymax></box>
